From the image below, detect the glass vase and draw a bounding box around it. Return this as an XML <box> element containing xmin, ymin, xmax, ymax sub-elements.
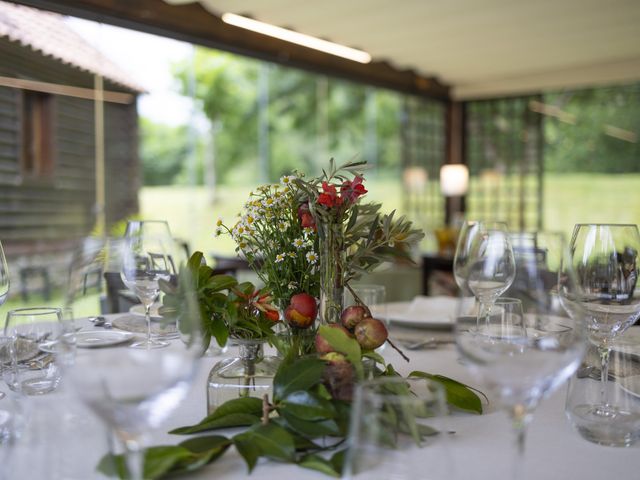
<box><xmin>206</xmin><ymin>338</ymin><xmax>280</xmax><ymax>414</ymax></box>
<box><xmin>318</xmin><ymin>218</ymin><xmax>346</xmax><ymax>324</ymax></box>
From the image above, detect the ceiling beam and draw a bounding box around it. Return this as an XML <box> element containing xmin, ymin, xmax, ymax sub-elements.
<box><xmin>13</xmin><ymin>0</ymin><xmax>450</xmax><ymax>100</ymax></box>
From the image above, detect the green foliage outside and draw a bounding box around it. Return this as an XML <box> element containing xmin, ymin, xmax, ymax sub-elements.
<box><xmin>544</xmin><ymin>85</ymin><xmax>640</xmax><ymax>173</ymax></box>
<box><xmin>139</xmin><ymin>49</ymin><xmax>403</xmax><ymax>186</ymax></box>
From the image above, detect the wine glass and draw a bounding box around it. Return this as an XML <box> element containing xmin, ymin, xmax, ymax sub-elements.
<box><xmin>564</xmin><ymin>224</ymin><xmax>640</xmax><ymax>444</ymax></box>
<box><xmin>458</xmin><ymin>222</ymin><xmax>516</xmax><ymax>327</ymax></box>
<box><xmin>124</xmin><ymin>219</ymin><xmax>171</xmax><ymax>237</ymax></box>
<box><xmin>344</xmin><ymin>376</ymin><xmax>452</xmax><ymax>479</ymax></box>
<box><xmin>0</xmin><ymin>240</ymin><xmax>8</xmax><ymax>308</ymax></box>
<box><xmin>456</xmin><ymin>232</ymin><xmax>586</xmax><ymax>479</ymax></box>
<box><xmin>453</xmin><ymin>220</ymin><xmax>480</xmax><ymax>296</ymax></box>
<box><xmin>65</xmin><ymin>254</ymin><xmax>203</xmax><ymax>480</ymax></box>
<box><xmin>121</xmin><ymin>233</ymin><xmax>175</xmax><ymax>349</ymax></box>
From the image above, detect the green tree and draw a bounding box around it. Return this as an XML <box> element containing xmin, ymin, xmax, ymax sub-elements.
<box><xmin>139</xmin><ymin>118</ymin><xmax>191</xmax><ymax>185</ymax></box>
<box><xmin>545</xmin><ymin>84</ymin><xmax>640</xmax><ymax>173</ymax></box>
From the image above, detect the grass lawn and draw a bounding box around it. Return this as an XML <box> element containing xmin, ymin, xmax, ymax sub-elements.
<box><xmin>139</xmin><ymin>173</ymin><xmax>640</xmax><ymax>257</ymax></box>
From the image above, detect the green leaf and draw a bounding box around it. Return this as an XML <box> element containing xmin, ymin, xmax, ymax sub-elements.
<box><xmin>280</xmin><ymin>390</ymin><xmax>336</xmax><ymax>421</ymax></box>
<box><xmin>278</xmin><ymin>410</ymin><xmax>341</xmax><ymax>438</ymax></box>
<box><xmin>298</xmin><ymin>454</ymin><xmax>340</xmax><ymax>477</ymax></box>
<box><xmin>207</xmin><ymin>274</ymin><xmax>238</xmax><ymax>292</ymax></box>
<box><xmin>233</xmin><ymin>435</ymin><xmax>261</xmax><ymax>473</ymax></box>
<box><xmin>362</xmin><ymin>350</ymin><xmax>386</xmax><ymax>365</ymax></box>
<box><xmin>97</xmin><ymin>452</ymin><xmax>128</xmax><ymax>479</ymax></box>
<box><xmin>187</xmin><ymin>251</ymin><xmax>204</xmax><ymax>272</ymax></box>
<box><xmin>318</xmin><ymin>325</ymin><xmax>363</xmax><ymax>379</ymax></box>
<box><xmin>409</xmin><ymin>371</ymin><xmax>483</xmax><ymax>414</ymax></box>
<box><xmin>144</xmin><ymin>446</ymin><xmax>194</xmax><ymax>479</ymax></box>
<box><xmin>234</xmin><ymin>423</ymin><xmax>296</xmax><ymax>464</ymax></box>
<box><xmin>170</xmin><ymin>397</ymin><xmax>263</xmax><ymax>434</ymax></box>
<box><xmin>178</xmin><ymin>435</ymin><xmax>232</xmax><ymax>455</ymax></box>
<box><xmin>273</xmin><ymin>357</ymin><xmax>326</xmax><ymax>401</ymax></box>
<box><xmin>330</xmin><ymin>448</ymin><xmax>347</xmax><ymax>474</ymax></box>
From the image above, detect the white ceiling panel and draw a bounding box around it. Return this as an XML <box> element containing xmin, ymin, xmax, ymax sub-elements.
<box><xmin>170</xmin><ymin>0</ymin><xmax>640</xmax><ymax>98</ymax></box>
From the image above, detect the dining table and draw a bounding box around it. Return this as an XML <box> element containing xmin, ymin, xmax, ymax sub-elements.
<box><xmin>2</xmin><ymin>311</ymin><xmax>640</xmax><ymax>480</ymax></box>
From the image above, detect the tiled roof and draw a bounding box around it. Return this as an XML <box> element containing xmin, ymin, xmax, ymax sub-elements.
<box><xmin>0</xmin><ymin>1</ymin><xmax>144</xmax><ymax>93</ymax></box>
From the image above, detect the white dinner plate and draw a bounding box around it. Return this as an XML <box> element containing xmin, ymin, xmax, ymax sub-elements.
<box><xmin>75</xmin><ymin>331</ymin><xmax>134</xmax><ymax>348</ymax></box>
<box><xmin>373</xmin><ymin>296</ymin><xmax>475</xmax><ymax>329</ymax></box>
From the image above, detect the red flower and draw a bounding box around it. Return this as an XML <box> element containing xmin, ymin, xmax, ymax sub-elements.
<box><xmin>297</xmin><ymin>202</ymin><xmax>316</xmax><ymax>229</ymax></box>
<box><xmin>341</xmin><ymin>176</ymin><xmax>367</xmax><ymax>204</ymax></box>
<box><xmin>318</xmin><ymin>181</ymin><xmax>343</xmax><ymax>208</ymax></box>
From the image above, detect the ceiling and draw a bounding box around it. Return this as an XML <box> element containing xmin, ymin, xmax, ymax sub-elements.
<box><xmin>168</xmin><ymin>0</ymin><xmax>640</xmax><ymax>99</ymax></box>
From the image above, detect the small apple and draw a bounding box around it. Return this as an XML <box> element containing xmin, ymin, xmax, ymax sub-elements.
<box><xmin>315</xmin><ymin>324</ymin><xmax>352</xmax><ymax>354</ymax></box>
<box><xmin>321</xmin><ymin>353</ymin><xmax>355</xmax><ymax>402</ymax></box>
<box><xmin>340</xmin><ymin>305</ymin><xmax>368</xmax><ymax>330</ymax></box>
<box><xmin>354</xmin><ymin>317</ymin><xmax>388</xmax><ymax>350</ymax></box>
<box><xmin>284</xmin><ymin>293</ymin><xmax>317</xmax><ymax>329</ymax></box>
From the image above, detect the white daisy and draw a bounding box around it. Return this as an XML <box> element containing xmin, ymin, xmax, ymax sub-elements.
<box><xmin>292</xmin><ymin>237</ymin><xmax>305</xmax><ymax>248</ymax></box>
<box><xmin>275</xmin><ymin>253</ymin><xmax>285</xmax><ymax>263</ymax></box>
<box><xmin>280</xmin><ymin>175</ymin><xmax>296</xmax><ymax>185</ymax></box>
<box><xmin>306</xmin><ymin>251</ymin><xmax>319</xmax><ymax>264</ymax></box>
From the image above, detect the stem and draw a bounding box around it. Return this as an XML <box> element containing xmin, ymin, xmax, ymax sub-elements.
<box><xmin>509</xmin><ymin>404</ymin><xmax>532</xmax><ymax>480</ymax></box>
<box><xmin>261</xmin><ymin>394</ymin><xmax>271</xmax><ymax>425</ymax></box>
<box><xmin>124</xmin><ymin>438</ymin><xmax>145</xmax><ymax>480</ymax></box>
<box><xmin>145</xmin><ymin>303</ymin><xmax>152</xmax><ymax>347</ymax></box>
<box><xmin>386</xmin><ymin>338</ymin><xmax>410</xmax><ymax>363</ymax></box>
<box><xmin>599</xmin><ymin>344</ymin><xmax>611</xmax><ymax>407</ymax></box>
<box><xmin>477</xmin><ymin>300</ymin><xmax>493</xmax><ymax>333</ymax></box>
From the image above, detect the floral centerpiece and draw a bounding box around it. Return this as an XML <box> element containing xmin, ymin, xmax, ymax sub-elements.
<box><xmin>102</xmin><ymin>161</ymin><xmax>484</xmax><ymax>479</ymax></box>
<box><xmin>218</xmin><ymin>160</ymin><xmax>424</xmax><ymax>355</ymax></box>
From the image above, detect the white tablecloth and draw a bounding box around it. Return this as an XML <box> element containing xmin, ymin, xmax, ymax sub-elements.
<box><xmin>2</xmin><ymin>319</ymin><xmax>639</xmax><ymax>480</ymax></box>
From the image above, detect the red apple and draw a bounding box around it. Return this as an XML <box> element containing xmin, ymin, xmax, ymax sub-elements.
<box><xmin>340</xmin><ymin>305</ymin><xmax>368</xmax><ymax>330</ymax></box>
<box><xmin>315</xmin><ymin>324</ymin><xmax>352</xmax><ymax>354</ymax></box>
<box><xmin>284</xmin><ymin>293</ymin><xmax>317</xmax><ymax>329</ymax></box>
<box><xmin>354</xmin><ymin>317</ymin><xmax>388</xmax><ymax>350</ymax></box>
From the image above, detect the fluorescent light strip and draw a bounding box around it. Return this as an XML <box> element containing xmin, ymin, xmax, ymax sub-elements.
<box><xmin>222</xmin><ymin>13</ymin><xmax>371</xmax><ymax>64</ymax></box>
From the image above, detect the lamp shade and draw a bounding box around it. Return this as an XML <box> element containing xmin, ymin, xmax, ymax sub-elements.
<box><xmin>440</xmin><ymin>164</ymin><xmax>469</xmax><ymax>196</ymax></box>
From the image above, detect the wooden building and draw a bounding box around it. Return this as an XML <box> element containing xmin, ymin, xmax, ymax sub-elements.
<box><xmin>0</xmin><ymin>1</ymin><xmax>142</xmax><ymax>283</ymax></box>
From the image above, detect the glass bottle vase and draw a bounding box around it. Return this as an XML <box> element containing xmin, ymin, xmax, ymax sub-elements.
<box><xmin>318</xmin><ymin>218</ymin><xmax>346</xmax><ymax>324</ymax></box>
<box><xmin>206</xmin><ymin>338</ymin><xmax>280</xmax><ymax>414</ymax></box>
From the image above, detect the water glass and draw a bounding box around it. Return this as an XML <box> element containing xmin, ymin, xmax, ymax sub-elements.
<box><xmin>344</xmin><ymin>376</ymin><xmax>452</xmax><ymax>479</ymax></box>
<box><xmin>4</xmin><ymin>307</ymin><xmax>73</xmax><ymax>395</ymax></box>
<box><xmin>566</xmin><ymin>327</ymin><xmax>640</xmax><ymax>447</ymax></box>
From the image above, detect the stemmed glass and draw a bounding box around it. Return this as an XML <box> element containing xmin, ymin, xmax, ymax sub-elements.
<box><xmin>65</xmin><ymin>241</ymin><xmax>203</xmax><ymax>480</ymax></box>
<box><xmin>125</xmin><ymin>220</ymin><xmax>173</xmax><ymax>241</ymax></box>
<box><xmin>0</xmin><ymin>240</ymin><xmax>8</xmax><ymax>308</ymax></box>
<box><xmin>455</xmin><ymin>221</ymin><xmax>516</xmax><ymax>327</ymax></box>
<box><xmin>456</xmin><ymin>232</ymin><xmax>586</xmax><ymax>479</ymax></box>
<box><xmin>121</xmin><ymin>233</ymin><xmax>175</xmax><ymax>349</ymax></box>
<box><xmin>453</xmin><ymin>220</ymin><xmax>479</xmax><ymax>295</ymax></box>
<box><xmin>565</xmin><ymin>224</ymin><xmax>640</xmax><ymax>443</ymax></box>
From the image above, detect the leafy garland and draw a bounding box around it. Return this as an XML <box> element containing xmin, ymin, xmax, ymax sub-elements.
<box><xmin>99</xmin><ymin>326</ymin><xmax>484</xmax><ymax>479</ymax></box>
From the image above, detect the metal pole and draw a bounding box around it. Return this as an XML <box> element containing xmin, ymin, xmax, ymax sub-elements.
<box><xmin>94</xmin><ymin>73</ymin><xmax>105</xmax><ymax>236</ymax></box>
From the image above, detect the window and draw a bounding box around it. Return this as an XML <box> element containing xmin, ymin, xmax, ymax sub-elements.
<box><xmin>21</xmin><ymin>90</ymin><xmax>54</xmax><ymax>178</ymax></box>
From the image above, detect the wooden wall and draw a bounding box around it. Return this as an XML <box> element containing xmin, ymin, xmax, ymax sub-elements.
<box><xmin>0</xmin><ymin>39</ymin><xmax>139</xmax><ymax>258</ymax></box>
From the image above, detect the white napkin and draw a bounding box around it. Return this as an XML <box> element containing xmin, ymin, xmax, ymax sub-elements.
<box><xmin>407</xmin><ymin>295</ymin><xmax>475</xmax><ymax>319</ymax></box>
